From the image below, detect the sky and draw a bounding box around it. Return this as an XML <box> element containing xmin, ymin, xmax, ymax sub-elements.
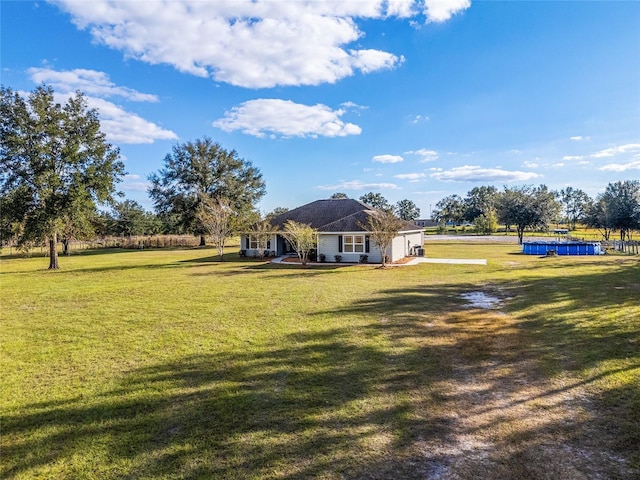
<box><xmin>2</xmin><ymin>0</ymin><xmax>639</xmax><ymax>217</ymax></box>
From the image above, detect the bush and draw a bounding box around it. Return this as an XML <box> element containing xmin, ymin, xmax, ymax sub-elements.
<box><xmin>319</xmin><ymin>253</ymin><xmax>326</xmax><ymax>262</ymax></box>
<box><xmin>359</xmin><ymin>255</ymin><xmax>368</xmax><ymax>264</ymax></box>
<box><xmin>334</xmin><ymin>255</ymin><xmax>342</xmax><ymax>263</ymax></box>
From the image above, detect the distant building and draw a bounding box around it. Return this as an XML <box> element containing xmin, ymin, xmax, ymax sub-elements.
<box><xmin>414</xmin><ymin>219</ymin><xmax>438</xmax><ymax>228</ymax></box>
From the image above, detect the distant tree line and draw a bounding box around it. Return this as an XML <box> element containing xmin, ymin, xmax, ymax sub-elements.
<box><xmin>431</xmin><ymin>181</ymin><xmax>640</xmax><ymax>243</ymax></box>
<box><xmin>2</xmin><ymin>84</ymin><xmax>637</xmax><ymax>268</ymax></box>
<box><xmin>331</xmin><ymin>192</ymin><xmax>421</xmax><ymax>222</ymax></box>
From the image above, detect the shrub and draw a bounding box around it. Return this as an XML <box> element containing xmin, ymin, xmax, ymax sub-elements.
<box><xmin>334</xmin><ymin>255</ymin><xmax>342</xmax><ymax>263</ymax></box>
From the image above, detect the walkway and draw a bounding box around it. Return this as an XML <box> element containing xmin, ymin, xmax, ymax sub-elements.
<box><xmin>271</xmin><ymin>256</ymin><xmax>487</xmax><ymax>266</ymax></box>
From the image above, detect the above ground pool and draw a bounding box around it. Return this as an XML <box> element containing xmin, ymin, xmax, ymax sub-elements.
<box><xmin>522</xmin><ymin>241</ymin><xmax>602</xmax><ymax>255</ymax></box>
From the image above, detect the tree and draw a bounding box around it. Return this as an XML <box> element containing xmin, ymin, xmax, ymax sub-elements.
<box><xmin>560</xmin><ymin>187</ymin><xmax>591</xmax><ymax>230</ymax></box>
<box><xmin>363</xmin><ymin>209</ymin><xmax>406</xmax><ymax>268</ymax></box>
<box><xmin>0</xmin><ymin>85</ymin><xmax>124</xmax><ymax>269</ymax></box>
<box><xmin>496</xmin><ymin>185</ymin><xmax>560</xmax><ymax>244</ymax></box>
<box><xmin>599</xmin><ymin>180</ymin><xmax>640</xmax><ymax>240</ymax></box>
<box><xmin>59</xmin><ymin>208</ymin><xmax>98</xmax><ymax>255</ymax></box>
<box><xmin>463</xmin><ymin>186</ymin><xmax>498</xmax><ymax>221</ymax></box>
<box><xmin>585</xmin><ymin>196</ymin><xmax>614</xmax><ymax>241</ymax></box>
<box><xmin>473</xmin><ymin>208</ymin><xmax>498</xmax><ymax>235</ymax></box>
<box><xmin>395</xmin><ymin>199</ymin><xmax>420</xmax><ymax>221</ymax></box>
<box><xmin>266</xmin><ymin>206</ymin><xmax>289</xmax><ymax>219</ymax></box>
<box><xmin>148</xmin><ymin>138</ymin><xmax>265</xmax><ymax>246</ymax></box>
<box><xmin>108</xmin><ymin>200</ymin><xmax>160</xmax><ymax>237</ymax></box>
<box><xmin>196</xmin><ymin>195</ymin><xmax>234</xmax><ymax>260</ymax></box>
<box><xmin>280</xmin><ymin>220</ymin><xmax>316</xmax><ymax>265</ymax></box>
<box><xmin>359</xmin><ymin>192</ymin><xmax>392</xmax><ymax>212</ymax></box>
<box><xmin>330</xmin><ymin>192</ymin><xmax>349</xmax><ymax>199</ymax></box>
<box><xmin>249</xmin><ymin>216</ymin><xmax>276</xmax><ymax>260</ymax></box>
<box><xmin>432</xmin><ymin>194</ymin><xmax>464</xmax><ymax>226</ymax></box>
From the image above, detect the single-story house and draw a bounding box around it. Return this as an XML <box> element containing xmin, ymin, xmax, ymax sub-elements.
<box><xmin>241</xmin><ymin>198</ymin><xmax>424</xmax><ymax>263</ymax></box>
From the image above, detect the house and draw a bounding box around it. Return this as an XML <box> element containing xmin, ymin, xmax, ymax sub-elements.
<box><xmin>241</xmin><ymin>198</ymin><xmax>425</xmax><ymax>263</ymax></box>
<box><xmin>414</xmin><ymin>218</ymin><xmax>438</xmax><ymax>228</ymax></box>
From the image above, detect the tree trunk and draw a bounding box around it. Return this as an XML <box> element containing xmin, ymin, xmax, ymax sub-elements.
<box><xmin>62</xmin><ymin>238</ymin><xmax>70</xmax><ymax>255</ymax></box>
<box><xmin>48</xmin><ymin>233</ymin><xmax>60</xmax><ymax>269</ymax></box>
<box><xmin>199</xmin><ymin>234</ymin><xmax>206</xmax><ymax>246</ymax></box>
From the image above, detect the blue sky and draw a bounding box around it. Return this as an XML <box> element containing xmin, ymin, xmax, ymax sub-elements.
<box><xmin>2</xmin><ymin>0</ymin><xmax>639</xmax><ymax>216</ymax></box>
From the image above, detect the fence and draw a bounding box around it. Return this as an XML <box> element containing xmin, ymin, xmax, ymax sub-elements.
<box><xmin>1</xmin><ymin>235</ymin><xmax>234</xmax><ymax>256</ymax></box>
<box><xmin>600</xmin><ymin>240</ymin><xmax>640</xmax><ymax>255</ymax></box>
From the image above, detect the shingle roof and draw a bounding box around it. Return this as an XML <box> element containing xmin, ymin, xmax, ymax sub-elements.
<box><xmin>268</xmin><ymin>198</ymin><xmax>421</xmax><ymax>233</ymax></box>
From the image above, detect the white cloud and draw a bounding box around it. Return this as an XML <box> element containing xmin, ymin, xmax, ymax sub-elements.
<box><xmin>316</xmin><ymin>180</ymin><xmax>399</xmax><ymax>190</ymax></box>
<box><xmin>27</xmin><ymin>67</ymin><xmax>158</xmax><ymax>102</ymax></box>
<box><xmin>213</xmin><ymin>99</ymin><xmax>361</xmax><ymax>138</ymax></box>
<box><xmin>53</xmin><ymin>1</ymin><xmax>469</xmax><ymax>88</ymax></box>
<box><xmin>84</xmin><ymin>96</ymin><xmax>177</xmax><ymax>144</ymax></box>
<box><xmin>412</xmin><ymin>114</ymin><xmax>430</xmax><ymax>124</ymax></box>
<box><xmin>430</xmin><ymin>165</ymin><xmax>541</xmax><ymax>183</ymax></box>
<box><xmin>52</xmin><ymin>1</ymin><xmax>409</xmax><ymax>88</ymax></box>
<box><xmin>570</xmin><ymin>135</ymin><xmax>591</xmax><ymax>141</ymax></box>
<box><xmin>590</xmin><ymin>143</ymin><xmax>640</xmax><ymax>158</ymax></box>
<box><xmin>28</xmin><ymin>67</ymin><xmax>178</xmax><ymax>145</ymax></box>
<box><xmin>599</xmin><ymin>159</ymin><xmax>640</xmax><ymax>172</ymax></box>
<box><xmin>523</xmin><ymin>161</ymin><xmax>539</xmax><ymax>168</ymax></box>
<box><xmin>122</xmin><ymin>174</ymin><xmax>150</xmax><ymax>192</ymax></box>
<box><xmin>423</xmin><ymin>0</ymin><xmax>471</xmax><ymax>23</ymax></box>
<box><xmin>341</xmin><ymin>101</ymin><xmax>367</xmax><ymax>111</ymax></box>
<box><xmin>563</xmin><ymin>155</ymin><xmax>585</xmax><ymax>161</ymax></box>
<box><xmin>406</xmin><ymin>148</ymin><xmax>439</xmax><ymax>162</ymax></box>
<box><xmin>372</xmin><ymin>154</ymin><xmax>404</xmax><ymax>163</ymax></box>
<box><xmin>394</xmin><ymin>173</ymin><xmax>427</xmax><ymax>181</ymax></box>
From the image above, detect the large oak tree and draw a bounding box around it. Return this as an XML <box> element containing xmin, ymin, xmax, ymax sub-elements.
<box><xmin>148</xmin><ymin>138</ymin><xmax>265</xmax><ymax>245</ymax></box>
<box><xmin>1</xmin><ymin>86</ymin><xmax>124</xmax><ymax>269</ymax></box>
<box><xmin>497</xmin><ymin>185</ymin><xmax>561</xmax><ymax>244</ymax></box>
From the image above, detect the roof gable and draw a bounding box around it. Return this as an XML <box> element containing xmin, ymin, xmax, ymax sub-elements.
<box><xmin>269</xmin><ymin>198</ymin><xmax>421</xmax><ymax>233</ymax></box>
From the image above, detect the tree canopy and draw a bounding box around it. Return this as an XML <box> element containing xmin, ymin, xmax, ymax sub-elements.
<box><xmin>363</xmin><ymin>210</ymin><xmax>406</xmax><ymax>268</ymax></box>
<box><xmin>148</xmin><ymin>138</ymin><xmax>265</xmax><ymax>245</ymax></box>
<box><xmin>496</xmin><ymin>185</ymin><xmax>560</xmax><ymax>244</ymax></box>
<box><xmin>586</xmin><ymin>180</ymin><xmax>640</xmax><ymax>241</ymax></box>
<box><xmin>0</xmin><ymin>85</ymin><xmax>124</xmax><ymax>268</ymax></box>
<box><xmin>432</xmin><ymin>195</ymin><xmax>464</xmax><ymax>226</ymax></box>
<box><xmin>395</xmin><ymin>199</ymin><xmax>420</xmax><ymax>221</ymax></box>
<box><xmin>560</xmin><ymin>187</ymin><xmax>591</xmax><ymax>230</ymax></box>
<box><xmin>359</xmin><ymin>192</ymin><xmax>392</xmax><ymax>212</ymax></box>
<box><xmin>281</xmin><ymin>220</ymin><xmax>316</xmax><ymax>265</ymax></box>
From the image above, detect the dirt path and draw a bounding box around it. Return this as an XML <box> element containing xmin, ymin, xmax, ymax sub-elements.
<box><xmin>410</xmin><ymin>296</ymin><xmax>635</xmax><ymax>479</ymax></box>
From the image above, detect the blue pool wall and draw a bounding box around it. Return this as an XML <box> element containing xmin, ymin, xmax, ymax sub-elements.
<box><xmin>522</xmin><ymin>241</ymin><xmax>602</xmax><ymax>255</ymax></box>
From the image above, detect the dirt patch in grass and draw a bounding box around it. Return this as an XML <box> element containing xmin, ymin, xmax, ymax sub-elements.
<box><xmin>390</xmin><ymin>304</ymin><xmax>637</xmax><ymax>480</ymax></box>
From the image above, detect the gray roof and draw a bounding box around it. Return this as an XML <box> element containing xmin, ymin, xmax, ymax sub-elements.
<box><xmin>269</xmin><ymin>198</ymin><xmax>421</xmax><ymax>233</ymax></box>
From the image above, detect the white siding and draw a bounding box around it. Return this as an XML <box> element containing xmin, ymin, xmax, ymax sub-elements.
<box><xmin>241</xmin><ymin>234</ymin><xmax>278</xmax><ymax>257</ymax></box>
<box><xmin>318</xmin><ymin>231</ymin><xmax>424</xmax><ymax>264</ymax></box>
<box><xmin>390</xmin><ymin>231</ymin><xmax>424</xmax><ymax>261</ymax></box>
<box><xmin>318</xmin><ymin>234</ymin><xmax>383</xmax><ymax>264</ymax></box>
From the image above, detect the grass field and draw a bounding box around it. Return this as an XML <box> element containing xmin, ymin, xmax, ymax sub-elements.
<box><xmin>1</xmin><ymin>243</ymin><xmax>639</xmax><ymax>479</ymax></box>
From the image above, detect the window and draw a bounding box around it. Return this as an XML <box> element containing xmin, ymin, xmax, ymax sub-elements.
<box><xmin>248</xmin><ymin>236</ymin><xmax>270</xmax><ymax>250</ymax></box>
<box><xmin>343</xmin><ymin>235</ymin><xmax>365</xmax><ymax>253</ymax></box>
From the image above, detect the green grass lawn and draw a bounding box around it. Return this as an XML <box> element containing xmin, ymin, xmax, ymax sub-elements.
<box><xmin>1</xmin><ymin>244</ymin><xmax>639</xmax><ymax>479</ymax></box>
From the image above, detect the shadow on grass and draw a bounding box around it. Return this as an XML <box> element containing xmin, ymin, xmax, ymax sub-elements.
<box><xmin>2</xmin><ymin>262</ymin><xmax>639</xmax><ymax>478</ymax></box>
